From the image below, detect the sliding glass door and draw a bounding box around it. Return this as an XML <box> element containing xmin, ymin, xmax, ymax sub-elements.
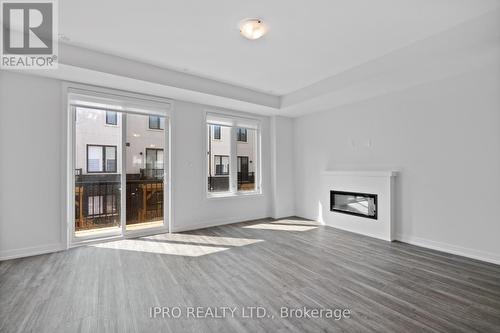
<box><xmin>125</xmin><ymin>113</ymin><xmax>166</xmax><ymax>231</ymax></box>
<box><xmin>74</xmin><ymin>107</ymin><xmax>123</xmax><ymax>238</ymax></box>
<box><xmin>72</xmin><ymin>105</ymin><xmax>168</xmax><ymax>243</ymax></box>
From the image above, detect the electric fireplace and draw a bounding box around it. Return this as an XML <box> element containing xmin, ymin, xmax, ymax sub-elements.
<box><xmin>330</xmin><ymin>190</ymin><xmax>378</xmax><ymax>219</ymax></box>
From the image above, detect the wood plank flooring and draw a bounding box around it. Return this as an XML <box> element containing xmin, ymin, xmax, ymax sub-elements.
<box><xmin>1</xmin><ymin>218</ymin><xmax>499</xmax><ymax>332</ymax></box>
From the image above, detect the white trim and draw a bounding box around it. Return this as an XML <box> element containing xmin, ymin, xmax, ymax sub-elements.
<box><xmin>120</xmin><ymin>113</ymin><xmax>128</xmax><ymax>237</ymax></box>
<box><xmin>61</xmin><ymin>83</ymin><xmax>71</xmax><ymax>251</ymax></box>
<box><xmin>66</xmin><ymin>82</ymin><xmax>173</xmax><ymax>109</ymax></box>
<box><xmin>207</xmin><ymin>192</ymin><xmax>264</xmax><ymax>200</ymax></box>
<box><xmin>323</xmin><ymin>170</ymin><xmax>397</xmax><ymax>177</ymax></box>
<box><xmin>206</xmin><ymin>112</ymin><xmax>260</xmax><ymax>129</ymax></box>
<box><xmin>395</xmin><ymin>233</ymin><xmax>500</xmax><ymax>266</ymax></box>
<box><xmin>0</xmin><ymin>243</ymin><xmax>65</xmax><ymax>261</ymax></box>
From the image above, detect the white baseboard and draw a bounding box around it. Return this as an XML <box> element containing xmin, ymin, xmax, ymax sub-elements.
<box><xmin>395</xmin><ymin>233</ymin><xmax>500</xmax><ymax>266</ymax></box>
<box><xmin>0</xmin><ymin>243</ymin><xmax>65</xmax><ymax>261</ymax></box>
<box><xmin>171</xmin><ymin>215</ymin><xmax>270</xmax><ymax>233</ymax></box>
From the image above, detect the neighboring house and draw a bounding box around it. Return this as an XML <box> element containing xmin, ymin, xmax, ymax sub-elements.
<box><xmin>208</xmin><ymin>125</ymin><xmax>256</xmax><ymax>191</ymax></box>
<box><xmin>75</xmin><ymin>108</ymin><xmax>165</xmax><ymax>177</ymax></box>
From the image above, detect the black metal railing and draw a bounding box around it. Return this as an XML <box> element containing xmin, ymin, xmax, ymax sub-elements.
<box><xmin>207</xmin><ymin>172</ymin><xmax>255</xmax><ymax>192</ymax></box>
<box><xmin>75</xmin><ymin>173</ymin><xmax>163</xmax><ymax>232</ymax></box>
<box><xmin>126</xmin><ymin>178</ymin><xmax>163</xmax><ymax>225</ymax></box>
<box><xmin>75</xmin><ymin>176</ymin><xmax>121</xmax><ymax>231</ymax></box>
<box><xmin>237</xmin><ymin>172</ymin><xmax>255</xmax><ymax>183</ymax></box>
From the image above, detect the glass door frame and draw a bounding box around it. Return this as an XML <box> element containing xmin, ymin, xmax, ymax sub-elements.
<box><xmin>67</xmin><ymin>88</ymin><xmax>171</xmax><ymax>247</ymax></box>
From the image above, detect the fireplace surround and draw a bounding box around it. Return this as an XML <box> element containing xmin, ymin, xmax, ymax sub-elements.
<box><xmin>322</xmin><ymin>170</ymin><xmax>396</xmax><ymax>241</ymax></box>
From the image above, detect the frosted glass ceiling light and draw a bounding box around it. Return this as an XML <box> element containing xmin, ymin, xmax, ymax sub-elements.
<box><xmin>239</xmin><ymin>19</ymin><xmax>267</xmax><ymax>40</ymax></box>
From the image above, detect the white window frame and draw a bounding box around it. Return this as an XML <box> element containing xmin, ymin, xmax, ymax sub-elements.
<box><xmin>205</xmin><ymin>111</ymin><xmax>262</xmax><ymax>199</ymax></box>
<box><xmin>63</xmin><ymin>83</ymin><xmax>173</xmax><ymax>249</ymax></box>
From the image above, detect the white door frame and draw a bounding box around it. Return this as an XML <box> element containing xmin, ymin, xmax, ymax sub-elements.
<box><xmin>63</xmin><ymin>83</ymin><xmax>173</xmax><ymax>248</ymax></box>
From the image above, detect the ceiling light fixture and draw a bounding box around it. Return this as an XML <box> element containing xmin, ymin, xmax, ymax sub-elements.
<box><xmin>239</xmin><ymin>18</ymin><xmax>267</xmax><ymax>40</ymax></box>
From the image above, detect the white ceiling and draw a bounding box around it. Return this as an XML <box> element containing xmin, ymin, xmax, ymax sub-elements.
<box><xmin>59</xmin><ymin>0</ymin><xmax>500</xmax><ymax>95</ymax></box>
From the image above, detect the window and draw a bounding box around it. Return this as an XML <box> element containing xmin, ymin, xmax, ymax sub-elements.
<box><xmin>207</xmin><ymin>113</ymin><xmax>260</xmax><ymax>195</ymax></box>
<box><xmin>149</xmin><ymin>115</ymin><xmax>165</xmax><ymax>130</ymax></box>
<box><xmin>237</xmin><ymin>128</ymin><xmax>247</xmax><ymax>142</ymax></box>
<box><xmin>105</xmin><ymin>111</ymin><xmax>117</xmax><ymax>125</ymax></box>
<box><xmin>88</xmin><ymin>194</ymin><xmax>117</xmax><ymax>216</ymax></box>
<box><xmin>213</xmin><ymin>125</ymin><xmax>221</xmax><ymax>140</ymax></box>
<box><xmin>87</xmin><ymin>145</ymin><xmax>117</xmax><ymax>173</ymax></box>
<box><xmin>236</xmin><ymin>129</ymin><xmax>256</xmax><ymax>191</ymax></box>
<box><xmin>146</xmin><ymin>148</ymin><xmax>164</xmax><ymax>170</ymax></box>
<box><xmin>237</xmin><ymin>156</ymin><xmax>250</xmax><ymax>189</ymax></box>
<box><xmin>145</xmin><ymin>148</ymin><xmax>164</xmax><ymax>178</ymax></box>
<box><xmin>88</xmin><ymin>195</ymin><xmax>104</xmax><ymax>216</ymax></box>
<box><xmin>214</xmin><ymin>155</ymin><xmax>229</xmax><ymax>175</ymax></box>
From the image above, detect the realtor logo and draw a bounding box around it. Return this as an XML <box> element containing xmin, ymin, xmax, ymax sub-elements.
<box><xmin>1</xmin><ymin>0</ymin><xmax>58</xmax><ymax>68</ymax></box>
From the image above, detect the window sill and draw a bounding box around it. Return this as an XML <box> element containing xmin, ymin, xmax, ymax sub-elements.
<box><xmin>207</xmin><ymin>191</ymin><xmax>263</xmax><ymax>200</ymax></box>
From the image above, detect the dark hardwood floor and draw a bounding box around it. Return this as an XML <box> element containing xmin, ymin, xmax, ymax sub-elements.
<box><xmin>1</xmin><ymin>218</ymin><xmax>499</xmax><ymax>332</ymax></box>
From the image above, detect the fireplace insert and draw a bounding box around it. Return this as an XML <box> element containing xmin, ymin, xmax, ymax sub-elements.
<box><xmin>330</xmin><ymin>190</ymin><xmax>377</xmax><ymax>219</ymax></box>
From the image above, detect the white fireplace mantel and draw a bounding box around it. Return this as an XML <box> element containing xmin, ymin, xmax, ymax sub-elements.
<box><xmin>320</xmin><ymin>170</ymin><xmax>397</xmax><ymax>241</ymax></box>
<box><xmin>323</xmin><ymin>170</ymin><xmax>397</xmax><ymax>177</ymax></box>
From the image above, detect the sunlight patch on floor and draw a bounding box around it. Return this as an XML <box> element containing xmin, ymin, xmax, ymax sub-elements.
<box><xmin>143</xmin><ymin>234</ymin><xmax>263</xmax><ymax>247</ymax></box>
<box><xmin>89</xmin><ymin>234</ymin><xmax>264</xmax><ymax>257</ymax></box>
<box><xmin>90</xmin><ymin>239</ymin><xmax>229</xmax><ymax>256</ymax></box>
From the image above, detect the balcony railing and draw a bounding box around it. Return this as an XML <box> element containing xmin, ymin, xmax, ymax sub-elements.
<box><xmin>238</xmin><ymin>171</ymin><xmax>254</xmax><ymax>183</ymax></box>
<box><xmin>75</xmin><ymin>172</ymin><xmax>163</xmax><ymax>231</ymax></box>
<box><xmin>208</xmin><ymin>172</ymin><xmax>255</xmax><ymax>192</ymax></box>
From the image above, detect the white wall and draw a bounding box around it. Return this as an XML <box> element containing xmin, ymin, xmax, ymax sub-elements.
<box><xmin>0</xmin><ymin>71</ymin><xmax>272</xmax><ymax>259</ymax></box>
<box><xmin>293</xmin><ymin>65</ymin><xmax>500</xmax><ymax>263</ymax></box>
<box><xmin>0</xmin><ymin>71</ymin><xmax>64</xmax><ymax>258</ymax></box>
<box><xmin>271</xmin><ymin>116</ymin><xmax>295</xmax><ymax>218</ymax></box>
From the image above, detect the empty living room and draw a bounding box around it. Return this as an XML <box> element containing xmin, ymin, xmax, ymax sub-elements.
<box><xmin>1</xmin><ymin>0</ymin><xmax>500</xmax><ymax>332</ymax></box>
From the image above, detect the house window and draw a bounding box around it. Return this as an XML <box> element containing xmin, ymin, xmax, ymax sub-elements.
<box><xmin>207</xmin><ymin>113</ymin><xmax>259</xmax><ymax>195</ymax></box>
<box><xmin>88</xmin><ymin>194</ymin><xmax>117</xmax><ymax>216</ymax></box>
<box><xmin>105</xmin><ymin>111</ymin><xmax>117</xmax><ymax>125</ymax></box>
<box><xmin>213</xmin><ymin>125</ymin><xmax>221</xmax><ymax>140</ymax></box>
<box><xmin>214</xmin><ymin>155</ymin><xmax>229</xmax><ymax>175</ymax></box>
<box><xmin>88</xmin><ymin>195</ymin><xmax>104</xmax><ymax>216</ymax></box>
<box><xmin>149</xmin><ymin>115</ymin><xmax>165</xmax><ymax>130</ymax></box>
<box><xmin>237</xmin><ymin>128</ymin><xmax>247</xmax><ymax>142</ymax></box>
<box><xmin>145</xmin><ymin>148</ymin><xmax>164</xmax><ymax>179</ymax></box>
<box><xmin>87</xmin><ymin>145</ymin><xmax>117</xmax><ymax>173</ymax></box>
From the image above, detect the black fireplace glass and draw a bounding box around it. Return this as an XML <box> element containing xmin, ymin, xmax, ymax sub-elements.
<box><xmin>330</xmin><ymin>190</ymin><xmax>377</xmax><ymax>219</ymax></box>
